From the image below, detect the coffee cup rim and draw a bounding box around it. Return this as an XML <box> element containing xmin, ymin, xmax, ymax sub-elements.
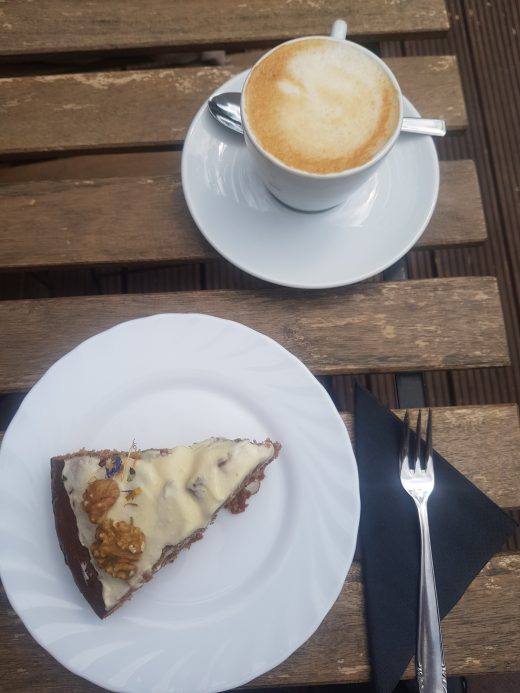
<box><xmin>241</xmin><ymin>35</ymin><xmax>404</xmax><ymax>180</ymax></box>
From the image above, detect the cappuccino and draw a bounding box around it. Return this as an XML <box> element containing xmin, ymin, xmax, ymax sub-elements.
<box><xmin>243</xmin><ymin>38</ymin><xmax>400</xmax><ymax>175</ymax></box>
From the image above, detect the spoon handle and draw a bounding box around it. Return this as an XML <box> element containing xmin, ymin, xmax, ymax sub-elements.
<box><xmin>401</xmin><ymin>117</ymin><xmax>446</xmax><ymax>137</ymax></box>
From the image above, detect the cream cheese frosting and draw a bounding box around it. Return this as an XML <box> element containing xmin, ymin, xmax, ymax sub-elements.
<box><xmin>62</xmin><ymin>438</ymin><xmax>275</xmax><ymax>609</ymax></box>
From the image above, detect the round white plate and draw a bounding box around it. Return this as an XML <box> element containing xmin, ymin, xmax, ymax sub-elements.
<box><xmin>0</xmin><ymin>314</ymin><xmax>359</xmax><ymax>693</ymax></box>
<box><xmin>182</xmin><ymin>71</ymin><xmax>439</xmax><ymax>289</ymax></box>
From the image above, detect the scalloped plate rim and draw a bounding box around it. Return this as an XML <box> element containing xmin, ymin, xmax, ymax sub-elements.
<box><xmin>0</xmin><ymin>313</ymin><xmax>360</xmax><ymax>693</ymax></box>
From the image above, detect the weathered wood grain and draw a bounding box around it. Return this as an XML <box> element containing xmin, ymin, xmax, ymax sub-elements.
<box><xmin>0</xmin><ymin>66</ymin><xmax>236</xmax><ymax>156</ymax></box>
<box><xmin>343</xmin><ymin>405</ymin><xmax>520</xmax><ymax>508</ymax></box>
<box><xmin>0</xmin><ymin>55</ymin><xmax>464</xmax><ymax>157</ymax></box>
<box><xmin>0</xmin><ymin>277</ymin><xmax>509</xmax><ymax>393</ymax></box>
<box><xmin>0</xmin><ymin>159</ymin><xmax>485</xmax><ymax>270</ymax></box>
<box><xmin>0</xmin><ymin>173</ymin><xmax>209</xmax><ymax>268</ymax></box>
<box><xmin>1</xmin><ymin>554</ymin><xmax>519</xmax><ymax>692</ymax></box>
<box><xmin>391</xmin><ymin>55</ymin><xmax>467</xmax><ymax>128</ymax></box>
<box><xmin>0</xmin><ymin>0</ymin><xmax>449</xmax><ymax>58</ymax></box>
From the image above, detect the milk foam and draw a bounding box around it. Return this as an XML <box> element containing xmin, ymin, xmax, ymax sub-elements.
<box><xmin>244</xmin><ymin>38</ymin><xmax>400</xmax><ymax>174</ymax></box>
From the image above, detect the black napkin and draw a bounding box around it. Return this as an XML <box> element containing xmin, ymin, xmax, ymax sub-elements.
<box><xmin>354</xmin><ymin>383</ymin><xmax>517</xmax><ymax>693</ymax></box>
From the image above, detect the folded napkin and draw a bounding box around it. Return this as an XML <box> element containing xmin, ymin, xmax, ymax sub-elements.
<box><xmin>354</xmin><ymin>383</ymin><xmax>517</xmax><ymax>693</ymax></box>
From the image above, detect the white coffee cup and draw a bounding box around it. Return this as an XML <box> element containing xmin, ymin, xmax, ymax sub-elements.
<box><xmin>241</xmin><ymin>20</ymin><xmax>404</xmax><ymax>212</ymax></box>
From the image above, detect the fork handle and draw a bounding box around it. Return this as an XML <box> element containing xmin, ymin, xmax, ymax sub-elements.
<box><xmin>416</xmin><ymin>501</ymin><xmax>447</xmax><ymax>693</ymax></box>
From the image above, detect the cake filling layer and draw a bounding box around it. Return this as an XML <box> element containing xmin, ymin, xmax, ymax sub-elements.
<box><xmin>62</xmin><ymin>438</ymin><xmax>275</xmax><ymax>609</ymax></box>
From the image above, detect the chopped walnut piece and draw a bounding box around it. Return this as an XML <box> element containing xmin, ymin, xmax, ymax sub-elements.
<box><xmin>91</xmin><ymin>519</ymin><xmax>145</xmax><ymax>580</ymax></box>
<box><xmin>82</xmin><ymin>478</ymin><xmax>120</xmax><ymax>524</ymax></box>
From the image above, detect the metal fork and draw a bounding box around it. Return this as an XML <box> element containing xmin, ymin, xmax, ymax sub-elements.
<box><xmin>400</xmin><ymin>409</ymin><xmax>447</xmax><ymax>693</ymax></box>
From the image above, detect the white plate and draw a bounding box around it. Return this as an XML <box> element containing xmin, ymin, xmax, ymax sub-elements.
<box><xmin>0</xmin><ymin>314</ymin><xmax>359</xmax><ymax>693</ymax></box>
<box><xmin>182</xmin><ymin>70</ymin><xmax>439</xmax><ymax>289</ymax></box>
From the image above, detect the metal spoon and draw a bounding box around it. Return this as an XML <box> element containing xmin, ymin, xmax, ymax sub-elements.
<box><xmin>208</xmin><ymin>91</ymin><xmax>446</xmax><ymax>137</ymax></box>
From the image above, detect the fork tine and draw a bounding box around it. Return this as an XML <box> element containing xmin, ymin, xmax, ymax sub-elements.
<box><xmin>414</xmin><ymin>409</ymin><xmax>422</xmax><ymax>470</ymax></box>
<box><xmin>400</xmin><ymin>410</ymin><xmax>411</xmax><ymax>469</ymax></box>
<box><xmin>425</xmin><ymin>408</ymin><xmax>433</xmax><ymax>467</ymax></box>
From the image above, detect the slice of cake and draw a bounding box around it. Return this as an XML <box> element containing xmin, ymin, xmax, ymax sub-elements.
<box><xmin>51</xmin><ymin>437</ymin><xmax>281</xmax><ymax>618</ymax></box>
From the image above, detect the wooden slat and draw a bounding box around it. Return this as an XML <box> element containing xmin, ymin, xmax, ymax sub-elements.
<box><xmin>390</xmin><ymin>55</ymin><xmax>466</xmax><ymax>128</ymax></box>
<box><xmin>0</xmin><ymin>173</ymin><xmax>208</xmax><ymax>269</ymax></box>
<box><xmin>343</xmin><ymin>405</ymin><xmax>520</xmax><ymax>508</ymax></box>
<box><xmin>0</xmin><ymin>0</ymin><xmax>449</xmax><ymax>59</ymax></box>
<box><xmin>0</xmin><ymin>277</ymin><xmax>509</xmax><ymax>393</ymax></box>
<box><xmin>0</xmin><ymin>55</ymin><xmax>464</xmax><ymax>158</ymax></box>
<box><xmin>1</xmin><ymin>553</ymin><xmax>519</xmax><ymax>692</ymax></box>
<box><xmin>0</xmin><ymin>66</ymin><xmax>235</xmax><ymax>157</ymax></box>
<box><xmin>0</xmin><ymin>159</ymin><xmax>485</xmax><ymax>271</ymax></box>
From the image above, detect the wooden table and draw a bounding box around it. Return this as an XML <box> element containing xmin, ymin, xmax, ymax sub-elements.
<box><xmin>1</xmin><ymin>1</ymin><xmax>519</xmax><ymax>690</ymax></box>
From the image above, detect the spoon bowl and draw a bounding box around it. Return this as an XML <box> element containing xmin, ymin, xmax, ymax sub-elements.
<box><xmin>208</xmin><ymin>92</ymin><xmax>243</xmax><ymax>134</ymax></box>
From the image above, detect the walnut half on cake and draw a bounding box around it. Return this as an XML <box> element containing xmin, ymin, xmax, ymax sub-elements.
<box><xmin>51</xmin><ymin>437</ymin><xmax>281</xmax><ymax>618</ymax></box>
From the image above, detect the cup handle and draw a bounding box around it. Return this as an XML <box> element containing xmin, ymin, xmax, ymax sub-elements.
<box><xmin>330</xmin><ymin>19</ymin><xmax>348</xmax><ymax>40</ymax></box>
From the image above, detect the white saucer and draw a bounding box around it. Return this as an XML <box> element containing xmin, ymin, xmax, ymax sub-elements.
<box><xmin>182</xmin><ymin>71</ymin><xmax>439</xmax><ymax>289</ymax></box>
